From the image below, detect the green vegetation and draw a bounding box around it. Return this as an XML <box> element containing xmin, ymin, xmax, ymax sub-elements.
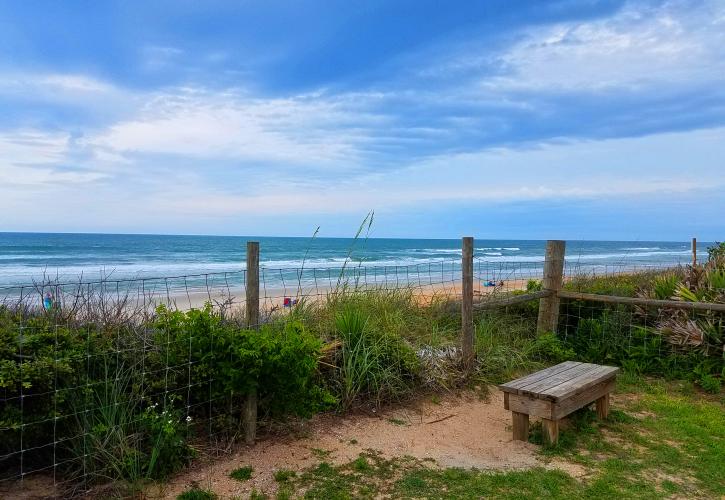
<box><xmin>258</xmin><ymin>378</ymin><xmax>725</xmax><ymax>499</ymax></box>
<box><xmin>177</xmin><ymin>487</ymin><xmax>218</xmax><ymax>500</ymax></box>
<box><xmin>229</xmin><ymin>465</ymin><xmax>253</xmax><ymax>481</ymax></box>
<box><xmin>274</xmin><ymin>468</ymin><xmax>297</xmax><ymax>482</ymax></box>
<box><xmin>333</xmin><ymin>302</ymin><xmax>420</xmax><ymax>408</ymax></box>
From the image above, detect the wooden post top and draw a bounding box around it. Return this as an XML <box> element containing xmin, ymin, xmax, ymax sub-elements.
<box><xmin>499</xmin><ymin>361</ymin><xmax>619</xmax><ymax>403</ymax></box>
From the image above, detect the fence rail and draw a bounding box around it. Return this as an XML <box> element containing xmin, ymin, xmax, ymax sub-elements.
<box><xmin>556</xmin><ymin>290</ymin><xmax>725</xmax><ymax>313</ymax></box>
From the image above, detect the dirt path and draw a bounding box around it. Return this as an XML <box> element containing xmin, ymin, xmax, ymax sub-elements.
<box><xmin>153</xmin><ymin>390</ymin><xmax>584</xmax><ymax>499</ymax></box>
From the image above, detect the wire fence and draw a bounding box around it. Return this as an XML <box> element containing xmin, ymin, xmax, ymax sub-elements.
<box><xmin>0</xmin><ymin>250</ymin><xmax>721</xmax><ymax>497</ymax></box>
<box><xmin>0</xmin><ymin>260</ymin><xmax>467</xmax><ymax>497</ymax></box>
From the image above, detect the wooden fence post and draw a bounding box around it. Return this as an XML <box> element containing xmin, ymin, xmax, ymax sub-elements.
<box><xmin>461</xmin><ymin>236</ymin><xmax>475</xmax><ymax>373</ymax></box>
<box><xmin>244</xmin><ymin>241</ymin><xmax>260</xmax><ymax>445</ymax></box>
<box><xmin>536</xmin><ymin>240</ymin><xmax>566</xmax><ymax>335</ymax></box>
<box><xmin>246</xmin><ymin>241</ymin><xmax>260</xmax><ymax>329</ymax></box>
<box><xmin>692</xmin><ymin>237</ymin><xmax>697</xmax><ymax>267</ymax></box>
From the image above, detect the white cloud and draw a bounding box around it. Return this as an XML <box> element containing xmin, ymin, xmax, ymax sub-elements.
<box><xmin>84</xmin><ymin>89</ymin><xmax>382</xmax><ymax>166</ymax></box>
<box><xmin>0</xmin><ymin>130</ymin><xmax>108</xmax><ymax>189</ymax></box>
<box><xmin>0</xmin><ymin>72</ymin><xmax>120</xmax><ymax>97</ymax></box>
<box><xmin>507</xmin><ymin>0</ymin><xmax>724</xmax><ymax>90</ymax></box>
<box><xmin>435</xmin><ymin>0</ymin><xmax>725</xmax><ymax>93</ymax></box>
<box><xmin>0</xmin><ymin>130</ymin><xmax>69</xmax><ymax>164</ymax></box>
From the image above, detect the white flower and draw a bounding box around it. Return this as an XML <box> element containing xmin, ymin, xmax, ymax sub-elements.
<box><xmin>185</xmin><ymin>416</ymin><xmax>192</xmax><ymax>423</ymax></box>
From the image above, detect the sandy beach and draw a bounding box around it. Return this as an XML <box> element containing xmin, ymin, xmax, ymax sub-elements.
<box><xmin>162</xmin><ymin>278</ymin><xmax>532</xmax><ymax>312</ymax></box>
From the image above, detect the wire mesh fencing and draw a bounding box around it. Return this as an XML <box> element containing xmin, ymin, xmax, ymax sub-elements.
<box><xmin>0</xmin><ymin>259</ymin><xmax>468</xmax><ymax>496</ymax></box>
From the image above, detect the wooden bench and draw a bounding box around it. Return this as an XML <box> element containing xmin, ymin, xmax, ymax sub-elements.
<box><xmin>499</xmin><ymin>361</ymin><xmax>619</xmax><ymax>445</ymax></box>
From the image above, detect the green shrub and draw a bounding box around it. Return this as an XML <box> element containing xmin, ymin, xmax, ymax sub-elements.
<box><xmin>0</xmin><ymin>310</ymin><xmax>118</xmax><ymax>473</ymax></box>
<box><xmin>526</xmin><ymin>280</ymin><xmax>542</xmax><ymax>292</ymax></box>
<box><xmin>699</xmin><ymin>374</ymin><xmax>722</xmax><ymax>394</ymax></box>
<box><xmin>229</xmin><ymin>465</ymin><xmax>253</xmax><ymax>481</ymax></box>
<box><xmin>154</xmin><ymin>305</ymin><xmax>335</xmax><ymax>419</ymax></box>
<box><xmin>526</xmin><ymin>333</ymin><xmax>576</xmax><ymax>363</ymax></box>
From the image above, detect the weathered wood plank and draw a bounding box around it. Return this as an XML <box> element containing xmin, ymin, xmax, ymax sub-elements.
<box><xmin>507</xmin><ymin>393</ymin><xmax>554</xmax><ymax>419</ymax></box>
<box><xmin>499</xmin><ymin>361</ymin><xmax>580</xmax><ymax>392</ymax></box>
<box><xmin>545</xmin><ymin>365</ymin><xmax>618</xmax><ymax>402</ymax></box>
<box><xmin>474</xmin><ymin>290</ymin><xmax>552</xmax><ymax>310</ymax></box>
<box><xmin>596</xmin><ymin>393</ymin><xmax>610</xmax><ymax>420</ymax></box>
<box><xmin>542</xmin><ymin>419</ymin><xmax>559</xmax><ymax>445</ymax></box>
<box><xmin>552</xmin><ymin>379</ymin><xmax>615</xmax><ymax>419</ymax></box>
<box><xmin>517</xmin><ymin>363</ymin><xmax>596</xmax><ymax>399</ymax></box>
<box><xmin>512</xmin><ymin>412</ymin><xmax>529</xmax><ymax>441</ymax></box>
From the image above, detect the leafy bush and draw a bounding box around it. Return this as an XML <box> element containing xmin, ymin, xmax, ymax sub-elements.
<box><xmin>699</xmin><ymin>374</ymin><xmax>722</xmax><ymax>394</ymax></box>
<box><xmin>0</xmin><ymin>302</ymin><xmax>335</xmax><ymax>486</ymax></box>
<box><xmin>526</xmin><ymin>333</ymin><xmax>575</xmax><ymax>363</ymax></box>
<box><xmin>0</xmin><ymin>310</ymin><xmax>118</xmax><ymax>475</ymax></box>
<box><xmin>154</xmin><ymin>305</ymin><xmax>334</xmax><ymax>419</ymax></box>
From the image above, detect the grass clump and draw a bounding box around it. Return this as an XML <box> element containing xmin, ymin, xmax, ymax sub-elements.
<box><xmin>229</xmin><ymin>465</ymin><xmax>253</xmax><ymax>481</ymax></box>
<box><xmin>475</xmin><ymin>311</ymin><xmax>538</xmax><ymax>382</ymax></box>
<box><xmin>333</xmin><ymin>302</ymin><xmax>421</xmax><ymax>409</ymax></box>
<box><xmin>248</xmin><ymin>490</ymin><xmax>269</xmax><ymax>500</ymax></box>
<box><xmin>177</xmin><ymin>487</ymin><xmax>217</xmax><ymax>500</ymax></box>
<box><xmin>273</xmin><ymin>468</ymin><xmax>296</xmax><ymax>482</ymax></box>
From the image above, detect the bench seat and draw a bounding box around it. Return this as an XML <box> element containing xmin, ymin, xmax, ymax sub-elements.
<box><xmin>499</xmin><ymin>361</ymin><xmax>619</xmax><ymax>445</ymax></box>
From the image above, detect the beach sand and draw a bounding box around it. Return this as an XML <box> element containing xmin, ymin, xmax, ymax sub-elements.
<box><xmin>161</xmin><ymin>278</ymin><xmax>531</xmax><ymax>312</ymax></box>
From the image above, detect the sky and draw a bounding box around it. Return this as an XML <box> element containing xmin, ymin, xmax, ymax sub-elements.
<box><xmin>1</xmin><ymin>0</ymin><xmax>724</xmax><ymax>240</ymax></box>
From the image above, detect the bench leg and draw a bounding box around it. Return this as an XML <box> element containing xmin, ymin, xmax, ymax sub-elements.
<box><xmin>512</xmin><ymin>412</ymin><xmax>529</xmax><ymax>441</ymax></box>
<box><xmin>596</xmin><ymin>393</ymin><xmax>610</xmax><ymax>420</ymax></box>
<box><xmin>542</xmin><ymin>419</ymin><xmax>559</xmax><ymax>446</ymax></box>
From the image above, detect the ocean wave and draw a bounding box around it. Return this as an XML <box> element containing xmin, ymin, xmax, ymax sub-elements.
<box><xmin>417</xmin><ymin>247</ymin><xmax>520</xmax><ymax>253</ymax></box>
<box><xmin>421</xmin><ymin>248</ymin><xmax>461</xmax><ymax>254</ymax></box>
<box><xmin>478</xmin><ymin>247</ymin><xmax>520</xmax><ymax>251</ymax></box>
<box><xmin>474</xmin><ymin>249</ymin><xmax>692</xmax><ymax>263</ymax></box>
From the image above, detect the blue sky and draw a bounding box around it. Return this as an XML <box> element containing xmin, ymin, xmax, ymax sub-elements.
<box><xmin>1</xmin><ymin>0</ymin><xmax>724</xmax><ymax>240</ymax></box>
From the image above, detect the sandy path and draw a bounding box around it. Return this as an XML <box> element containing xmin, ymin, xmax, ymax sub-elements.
<box><xmin>152</xmin><ymin>390</ymin><xmax>582</xmax><ymax>499</ymax></box>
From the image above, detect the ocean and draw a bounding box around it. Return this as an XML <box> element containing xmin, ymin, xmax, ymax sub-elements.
<box><xmin>0</xmin><ymin>233</ymin><xmax>707</xmax><ymax>289</ymax></box>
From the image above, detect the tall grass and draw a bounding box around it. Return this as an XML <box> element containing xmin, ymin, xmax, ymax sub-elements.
<box><xmin>334</xmin><ymin>304</ymin><xmax>420</xmax><ymax>409</ymax></box>
<box><xmin>473</xmin><ymin>310</ymin><xmax>546</xmax><ymax>383</ymax></box>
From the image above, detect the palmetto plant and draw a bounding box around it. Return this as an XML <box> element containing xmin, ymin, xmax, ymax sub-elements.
<box><xmin>638</xmin><ymin>243</ymin><xmax>725</xmax><ymax>375</ymax></box>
